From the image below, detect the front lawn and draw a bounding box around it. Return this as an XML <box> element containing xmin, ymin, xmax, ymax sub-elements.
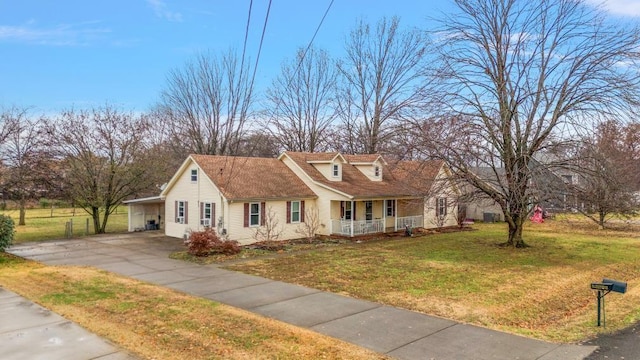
<box><xmin>225</xmin><ymin>220</ymin><xmax>640</xmax><ymax>343</ymax></box>
<box><xmin>0</xmin><ymin>254</ymin><xmax>386</xmax><ymax>360</ymax></box>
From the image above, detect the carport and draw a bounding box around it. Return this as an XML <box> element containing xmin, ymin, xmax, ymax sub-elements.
<box><xmin>123</xmin><ymin>196</ymin><xmax>165</xmax><ymax>232</ymax></box>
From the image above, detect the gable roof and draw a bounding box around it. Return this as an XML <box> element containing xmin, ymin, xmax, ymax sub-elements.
<box><xmin>387</xmin><ymin>160</ymin><xmax>446</xmax><ymax>194</ymax></box>
<box><xmin>282</xmin><ymin>151</ymin><xmax>445</xmax><ymax>199</ymax></box>
<box><xmin>164</xmin><ymin>154</ymin><xmax>316</xmax><ymax>201</ymax></box>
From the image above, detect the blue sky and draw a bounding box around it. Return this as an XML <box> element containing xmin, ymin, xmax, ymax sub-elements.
<box><xmin>0</xmin><ymin>0</ymin><xmax>637</xmax><ymax>112</ymax></box>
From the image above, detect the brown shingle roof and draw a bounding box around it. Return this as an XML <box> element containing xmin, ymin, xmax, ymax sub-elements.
<box><xmin>190</xmin><ymin>154</ymin><xmax>316</xmax><ymax>201</ymax></box>
<box><xmin>387</xmin><ymin>160</ymin><xmax>445</xmax><ymax>194</ymax></box>
<box><xmin>283</xmin><ymin>152</ymin><xmax>444</xmax><ymax>199</ymax></box>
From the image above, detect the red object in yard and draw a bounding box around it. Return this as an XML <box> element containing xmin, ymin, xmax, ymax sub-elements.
<box><xmin>530</xmin><ymin>205</ymin><xmax>544</xmax><ymax>223</ymax></box>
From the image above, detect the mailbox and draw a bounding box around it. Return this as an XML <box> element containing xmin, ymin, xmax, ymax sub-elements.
<box><xmin>602</xmin><ymin>278</ymin><xmax>627</xmax><ymax>294</ymax></box>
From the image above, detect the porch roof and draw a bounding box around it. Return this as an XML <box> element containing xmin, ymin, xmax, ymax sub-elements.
<box><xmin>123</xmin><ymin>196</ymin><xmax>164</xmax><ymax>205</ymax></box>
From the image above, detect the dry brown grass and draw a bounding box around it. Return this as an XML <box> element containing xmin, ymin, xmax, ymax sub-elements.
<box><xmin>0</xmin><ymin>255</ymin><xmax>387</xmax><ymax>360</ymax></box>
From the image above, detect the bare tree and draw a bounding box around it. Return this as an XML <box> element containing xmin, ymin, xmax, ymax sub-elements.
<box><xmin>51</xmin><ymin>106</ymin><xmax>157</xmax><ymax>234</ymax></box>
<box><xmin>156</xmin><ymin>49</ymin><xmax>254</xmax><ymax>156</ymax></box>
<box><xmin>424</xmin><ymin>0</ymin><xmax>640</xmax><ymax>247</ymax></box>
<box><xmin>252</xmin><ymin>206</ymin><xmax>283</xmax><ymax>242</ymax></box>
<box><xmin>295</xmin><ymin>206</ymin><xmax>320</xmax><ymax>242</ymax></box>
<box><xmin>264</xmin><ymin>46</ymin><xmax>338</xmax><ymax>152</ymax></box>
<box><xmin>336</xmin><ymin>16</ymin><xmax>430</xmax><ymax>154</ymax></box>
<box><xmin>1</xmin><ymin>117</ymin><xmax>50</xmax><ymax>225</ymax></box>
<box><xmin>570</xmin><ymin>120</ymin><xmax>640</xmax><ymax>228</ymax></box>
<box><xmin>0</xmin><ymin>107</ymin><xmax>52</xmax><ymax>225</ymax></box>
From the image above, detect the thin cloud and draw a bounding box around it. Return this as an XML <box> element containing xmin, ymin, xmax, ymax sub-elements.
<box><xmin>585</xmin><ymin>0</ymin><xmax>640</xmax><ymax>17</ymax></box>
<box><xmin>146</xmin><ymin>0</ymin><xmax>183</xmax><ymax>22</ymax></box>
<box><xmin>0</xmin><ymin>21</ymin><xmax>111</xmax><ymax>46</ymax></box>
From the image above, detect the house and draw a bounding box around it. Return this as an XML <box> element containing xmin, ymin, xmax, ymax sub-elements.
<box><xmin>131</xmin><ymin>152</ymin><xmax>459</xmax><ymax>244</ymax></box>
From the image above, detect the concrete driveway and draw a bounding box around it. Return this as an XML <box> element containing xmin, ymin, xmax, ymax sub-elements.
<box><xmin>6</xmin><ymin>232</ymin><xmax>597</xmax><ymax>360</ymax></box>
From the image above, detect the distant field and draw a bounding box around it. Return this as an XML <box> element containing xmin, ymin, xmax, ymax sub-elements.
<box><xmin>0</xmin><ymin>207</ymin><xmax>128</xmax><ymax>243</ymax></box>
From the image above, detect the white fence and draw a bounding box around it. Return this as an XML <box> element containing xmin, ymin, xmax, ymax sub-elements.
<box><xmin>395</xmin><ymin>215</ymin><xmax>423</xmax><ymax>230</ymax></box>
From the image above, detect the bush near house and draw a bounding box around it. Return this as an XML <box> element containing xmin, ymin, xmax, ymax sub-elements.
<box><xmin>185</xmin><ymin>228</ymin><xmax>241</xmax><ymax>256</ymax></box>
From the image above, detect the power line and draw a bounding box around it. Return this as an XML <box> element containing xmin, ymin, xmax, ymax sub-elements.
<box><xmin>249</xmin><ymin>0</ymin><xmax>272</xmax><ymax>90</ymax></box>
<box><xmin>240</xmin><ymin>0</ymin><xmax>253</xmax><ymax>78</ymax></box>
<box><xmin>292</xmin><ymin>0</ymin><xmax>335</xmax><ymax>78</ymax></box>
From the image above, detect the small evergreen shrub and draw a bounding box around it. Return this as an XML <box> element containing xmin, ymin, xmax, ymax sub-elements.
<box><xmin>185</xmin><ymin>228</ymin><xmax>241</xmax><ymax>257</ymax></box>
<box><xmin>0</xmin><ymin>215</ymin><xmax>15</xmax><ymax>252</ymax></box>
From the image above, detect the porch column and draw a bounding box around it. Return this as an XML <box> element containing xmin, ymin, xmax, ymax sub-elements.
<box><xmin>394</xmin><ymin>198</ymin><xmax>398</xmax><ymax>231</ymax></box>
<box><xmin>350</xmin><ymin>200</ymin><xmax>354</xmax><ymax>237</ymax></box>
<box><xmin>383</xmin><ymin>200</ymin><xmax>386</xmax><ymax>233</ymax></box>
<box><xmin>127</xmin><ymin>205</ymin><xmax>133</xmax><ymax>232</ymax></box>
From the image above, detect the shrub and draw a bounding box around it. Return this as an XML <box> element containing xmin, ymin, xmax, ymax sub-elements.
<box><xmin>0</xmin><ymin>215</ymin><xmax>15</xmax><ymax>252</ymax></box>
<box><xmin>185</xmin><ymin>228</ymin><xmax>241</xmax><ymax>257</ymax></box>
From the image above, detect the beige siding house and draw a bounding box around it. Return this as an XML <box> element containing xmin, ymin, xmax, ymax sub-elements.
<box><xmin>137</xmin><ymin>152</ymin><xmax>458</xmax><ymax>244</ymax></box>
<box><xmin>161</xmin><ymin>155</ymin><xmax>317</xmax><ymax>244</ymax></box>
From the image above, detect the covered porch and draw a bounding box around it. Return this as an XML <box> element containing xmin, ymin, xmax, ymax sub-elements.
<box><xmin>329</xmin><ymin>199</ymin><xmax>423</xmax><ymax>237</ymax></box>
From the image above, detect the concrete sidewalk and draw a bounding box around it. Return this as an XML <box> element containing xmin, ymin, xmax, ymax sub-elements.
<box><xmin>0</xmin><ymin>287</ymin><xmax>137</xmax><ymax>360</ymax></box>
<box><xmin>7</xmin><ymin>233</ymin><xmax>597</xmax><ymax>360</ymax></box>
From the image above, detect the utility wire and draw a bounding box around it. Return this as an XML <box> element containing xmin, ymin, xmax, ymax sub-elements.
<box><xmin>292</xmin><ymin>0</ymin><xmax>335</xmax><ymax>78</ymax></box>
<box><xmin>240</xmin><ymin>0</ymin><xmax>253</xmax><ymax>75</ymax></box>
<box><xmin>249</xmin><ymin>0</ymin><xmax>273</xmax><ymax>90</ymax></box>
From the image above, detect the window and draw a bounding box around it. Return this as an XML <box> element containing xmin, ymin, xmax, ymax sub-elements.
<box><xmin>341</xmin><ymin>201</ymin><xmax>352</xmax><ymax>220</ymax></box>
<box><xmin>437</xmin><ymin>198</ymin><xmax>447</xmax><ymax>217</ymax></box>
<box><xmin>374</xmin><ymin>166</ymin><xmax>380</xmax><ymax>177</ymax></box>
<box><xmin>201</xmin><ymin>202</ymin><xmax>214</xmax><ymax>227</ymax></box>
<box><xmin>176</xmin><ymin>200</ymin><xmax>187</xmax><ymax>224</ymax></box>
<box><xmin>386</xmin><ymin>200</ymin><xmax>396</xmax><ymax>217</ymax></box>
<box><xmin>250</xmin><ymin>202</ymin><xmax>260</xmax><ymax>227</ymax></box>
<box><xmin>365</xmin><ymin>201</ymin><xmax>373</xmax><ymax>221</ymax></box>
<box><xmin>291</xmin><ymin>201</ymin><xmax>301</xmax><ymax>223</ymax></box>
<box><xmin>191</xmin><ymin>169</ymin><xmax>198</xmax><ymax>182</ymax></box>
<box><xmin>332</xmin><ymin>164</ymin><xmax>339</xmax><ymax>177</ymax></box>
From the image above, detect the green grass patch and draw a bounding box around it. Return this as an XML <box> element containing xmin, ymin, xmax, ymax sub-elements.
<box><xmin>0</xmin><ymin>206</ymin><xmax>129</xmax><ymax>243</ymax></box>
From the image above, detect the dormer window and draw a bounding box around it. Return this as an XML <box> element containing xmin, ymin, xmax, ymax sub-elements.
<box><xmin>190</xmin><ymin>169</ymin><xmax>198</xmax><ymax>182</ymax></box>
<box><xmin>332</xmin><ymin>164</ymin><xmax>339</xmax><ymax>177</ymax></box>
<box><xmin>374</xmin><ymin>165</ymin><xmax>380</xmax><ymax>177</ymax></box>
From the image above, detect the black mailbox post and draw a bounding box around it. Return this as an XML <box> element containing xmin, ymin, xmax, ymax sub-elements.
<box><xmin>590</xmin><ymin>278</ymin><xmax>627</xmax><ymax>327</ymax></box>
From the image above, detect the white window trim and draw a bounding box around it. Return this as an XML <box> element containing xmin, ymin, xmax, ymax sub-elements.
<box><xmin>201</xmin><ymin>202</ymin><xmax>212</xmax><ymax>227</ymax></box>
<box><xmin>437</xmin><ymin>198</ymin><xmax>447</xmax><ymax>217</ymax></box>
<box><xmin>190</xmin><ymin>169</ymin><xmax>198</xmax><ymax>183</ymax></box>
<box><xmin>386</xmin><ymin>199</ymin><xmax>395</xmax><ymax>217</ymax></box>
<box><xmin>332</xmin><ymin>164</ymin><xmax>340</xmax><ymax>177</ymax></box>
<box><xmin>249</xmin><ymin>202</ymin><xmax>261</xmax><ymax>227</ymax></box>
<box><xmin>290</xmin><ymin>200</ymin><xmax>301</xmax><ymax>223</ymax></box>
<box><xmin>374</xmin><ymin>165</ymin><xmax>380</xmax><ymax>177</ymax></box>
<box><xmin>176</xmin><ymin>200</ymin><xmax>186</xmax><ymax>223</ymax></box>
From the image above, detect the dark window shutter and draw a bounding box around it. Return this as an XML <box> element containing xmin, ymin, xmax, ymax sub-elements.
<box><xmin>174</xmin><ymin>201</ymin><xmax>178</xmax><ymax>222</ymax></box>
<box><xmin>286</xmin><ymin>201</ymin><xmax>291</xmax><ymax>223</ymax></box>
<box><xmin>353</xmin><ymin>202</ymin><xmax>356</xmax><ymax>220</ymax></box>
<box><xmin>260</xmin><ymin>202</ymin><xmax>266</xmax><ymax>226</ymax></box>
<box><xmin>301</xmin><ymin>200</ymin><xmax>305</xmax><ymax>223</ymax></box>
<box><xmin>184</xmin><ymin>201</ymin><xmax>189</xmax><ymax>224</ymax></box>
<box><xmin>200</xmin><ymin>202</ymin><xmax>203</xmax><ymax>221</ymax></box>
<box><xmin>244</xmin><ymin>203</ymin><xmax>249</xmax><ymax>227</ymax></box>
<box><xmin>340</xmin><ymin>202</ymin><xmax>344</xmax><ymax>218</ymax></box>
<box><xmin>213</xmin><ymin>203</ymin><xmax>216</xmax><ymax>227</ymax></box>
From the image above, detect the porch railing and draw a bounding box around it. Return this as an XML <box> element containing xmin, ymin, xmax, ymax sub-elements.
<box><xmin>395</xmin><ymin>215</ymin><xmax>423</xmax><ymax>230</ymax></box>
<box><xmin>331</xmin><ymin>219</ymin><xmax>385</xmax><ymax>236</ymax></box>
